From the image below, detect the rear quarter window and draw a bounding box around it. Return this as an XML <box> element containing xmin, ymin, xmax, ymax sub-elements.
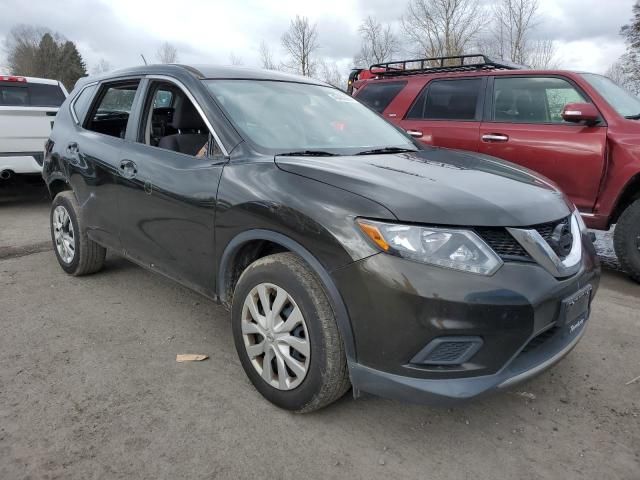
<box><xmin>72</xmin><ymin>84</ymin><xmax>98</xmax><ymax>124</ymax></box>
<box><xmin>355</xmin><ymin>81</ymin><xmax>407</xmax><ymax>113</ymax></box>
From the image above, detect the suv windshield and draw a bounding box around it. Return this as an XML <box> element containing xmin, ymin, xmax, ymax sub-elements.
<box><xmin>203</xmin><ymin>79</ymin><xmax>415</xmax><ymax>154</ymax></box>
<box><xmin>581</xmin><ymin>73</ymin><xmax>640</xmax><ymax>118</ymax></box>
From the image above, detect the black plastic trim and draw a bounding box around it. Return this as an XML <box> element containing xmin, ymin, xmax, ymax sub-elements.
<box><xmin>217</xmin><ymin>229</ymin><xmax>357</xmax><ymax>361</ymax></box>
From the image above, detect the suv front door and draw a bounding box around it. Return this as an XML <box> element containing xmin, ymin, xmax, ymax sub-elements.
<box><xmin>479</xmin><ymin>75</ymin><xmax>607</xmax><ymax>212</ymax></box>
<box><xmin>117</xmin><ymin>78</ymin><xmax>228</xmax><ymax>295</ymax></box>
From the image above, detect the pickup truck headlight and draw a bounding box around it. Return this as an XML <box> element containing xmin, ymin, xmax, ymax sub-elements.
<box><xmin>357</xmin><ymin>219</ymin><xmax>503</xmax><ymax>275</ymax></box>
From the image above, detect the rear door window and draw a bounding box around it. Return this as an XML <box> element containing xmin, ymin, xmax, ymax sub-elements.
<box><xmin>356</xmin><ymin>81</ymin><xmax>407</xmax><ymax>113</ymax></box>
<box><xmin>27</xmin><ymin>83</ymin><xmax>66</xmax><ymax>107</ymax></box>
<box><xmin>407</xmin><ymin>78</ymin><xmax>483</xmax><ymax>121</ymax></box>
<box><xmin>85</xmin><ymin>82</ymin><xmax>140</xmax><ymax>138</ymax></box>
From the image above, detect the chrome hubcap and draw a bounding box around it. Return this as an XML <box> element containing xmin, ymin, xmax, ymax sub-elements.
<box><xmin>241</xmin><ymin>283</ymin><xmax>310</xmax><ymax>390</ymax></box>
<box><xmin>52</xmin><ymin>206</ymin><xmax>75</xmax><ymax>264</ymax></box>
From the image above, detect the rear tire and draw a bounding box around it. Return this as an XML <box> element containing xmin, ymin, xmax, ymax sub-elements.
<box><xmin>614</xmin><ymin>199</ymin><xmax>640</xmax><ymax>283</ymax></box>
<box><xmin>231</xmin><ymin>252</ymin><xmax>350</xmax><ymax>412</ymax></box>
<box><xmin>50</xmin><ymin>191</ymin><xmax>106</xmax><ymax>276</ymax></box>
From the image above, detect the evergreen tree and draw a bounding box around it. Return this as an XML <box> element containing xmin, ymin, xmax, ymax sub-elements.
<box><xmin>58</xmin><ymin>41</ymin><xmax>87</xmax><ymax>91</ymax></box>
<box><xmin>35</xmin><ymin>33</ymin><xmax>61</xmax><ymax>79</ymax></box>
<box><xmin>616</xmin><ymin>2</ymin><xmax>640</xmax><ymax>93</ymax></box>
<box><xmin>4</xmin><ymin>24</ymin><xmax>87</xmax><ymax>90</ymax></box>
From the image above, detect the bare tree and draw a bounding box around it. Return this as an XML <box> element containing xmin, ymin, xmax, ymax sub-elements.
<box><xmin>229</xmin><ymin>52</ymin><xmax>244</xmax><ymax>66</ymax></box>
<box><xmin>527</xmin><ymin>39</ymin><xmax>559</xmax><ymax>69</ymax></box>
<box><xmin>281</xmin><ymin>15</ymin><xmax>319</xmax><ymax>76</ymax></box>
<box><xmin>492</xmin><ymin>0</ymin><xmax>538</xmax><ymax>65</ymax></box>
<box><xmin>401</xmin><ymin>0</ymin><xmax>485</xmax><ymax>58</ymax></box>
<box><xmin>259</xmin><ymin>40</ymin><xmax>278</xmax><ymax>70</ymax></box>
<box><xmin>354</xmin><ymin>16</ymin><xmax>400</xmax><ymax>67</ymax></box>
<box><xmin>4</xmin><ymin>24</ymin><xmax>57</xmax><ymax>76</ymax></box>
<box><xmin>606</xmin><ymin>56</ymin><xmax>640</xmax><ymax>94</ymax></box>
<box><xmin>156</xmin><ymin>42</ymin><xmax>178</xmax><ymax>64</ymax></box>
<box><xmin>316</xmin><ymin>59</ymin><xmax>346</xmax><ymax>89</ymax></box>
<box><xmin>92</xmin><ymin>58</ymin><xmax>112</xmax><ymax>75</ymax></box>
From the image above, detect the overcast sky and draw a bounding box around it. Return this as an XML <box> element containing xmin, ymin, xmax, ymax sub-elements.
<box><xmin>0</xmin><ymin>0</ymin><xmax>634</xmax><ymax>76</ymax></box>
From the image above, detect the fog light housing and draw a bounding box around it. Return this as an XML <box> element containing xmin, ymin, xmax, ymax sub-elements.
<box><xmin>411</xmin><ymin>336</ymin><xmax>483</xmax><ymax>366</ymax></box>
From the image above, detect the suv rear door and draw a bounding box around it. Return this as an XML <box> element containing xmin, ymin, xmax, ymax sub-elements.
<box><xmin>395</xmin><ymin>77</ymin><xmax>486</xmax><ymax>152</ymax></box>
<box><xmin>67</xmin><ymin>80</ymin><xmax>142</xmax><ymax>250</ymax></box>
<box><xmin>479</xmin><ymin>75</ymin><xmax>607</xmax><ymax>212</ymax></box>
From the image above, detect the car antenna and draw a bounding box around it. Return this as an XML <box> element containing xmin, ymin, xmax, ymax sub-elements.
<box><xmin>140</xmin><ymin>54</ymin><xmax>148</xmax><ymax>65</ymax></box>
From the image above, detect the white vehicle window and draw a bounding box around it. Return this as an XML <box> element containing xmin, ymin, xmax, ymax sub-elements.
<box><xmin>28</xmin><ymin>83</ymin><xmax>66</xmax><ymax>107</ymax></box>
<box><xmin>0</xmin><ymin>85</ymin><xmax>28</xmax><ymax>106</ymax></box>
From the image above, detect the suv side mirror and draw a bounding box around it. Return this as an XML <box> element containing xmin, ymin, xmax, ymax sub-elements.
<box><xmin>561</xmin><ymin>103</ymin><xmax>600</xmax><ymax>125</ymax></box>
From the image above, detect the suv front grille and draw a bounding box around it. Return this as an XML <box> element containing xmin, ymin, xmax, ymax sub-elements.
<box><xmin>475</xmin><ymin>216</ymin><xmax>572</xmax><ymax>263</ymax></box>
<box><xmin>475</xmin><ymin>227</ymin><xmax>531</xmax><ymax>261</ymax></box>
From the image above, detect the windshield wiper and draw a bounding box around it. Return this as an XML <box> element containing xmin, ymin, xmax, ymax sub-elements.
<box><xmin>355</xmin><ymin>147</ymin><xmax>418</xmax><ymax>156</ymax></box>
<box><xmin>277</xmin><ymin>150</ymin><xmax>339</xmax><ymax>157</ymax></box>
<box><xmin>625</xmin><ymin>113</ymin><xmax>640</xmax><ymax>120</ymax></box>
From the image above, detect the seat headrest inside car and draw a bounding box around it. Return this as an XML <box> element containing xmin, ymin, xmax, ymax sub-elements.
<box><xmin>171</xmin><ymin>100</ymin><xmax>206</xmax><ymax>130</ymax></box>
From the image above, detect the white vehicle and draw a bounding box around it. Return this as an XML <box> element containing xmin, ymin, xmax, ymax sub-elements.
<box><xmin>0</xmin><ymin>75</ymin><xmax>68</xmax><ymax>179</ymax></box>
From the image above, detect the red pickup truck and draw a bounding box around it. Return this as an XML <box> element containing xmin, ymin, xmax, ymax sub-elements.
<box><xmin>349</xmin><ymin>54</ymin><xmax>640</xmax><ymax>282</ymax></box>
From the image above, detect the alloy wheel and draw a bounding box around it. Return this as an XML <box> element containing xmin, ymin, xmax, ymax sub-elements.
<box><xmin>241</xmin><ymin>283</ymin><xmax>311</xmax><ymax>390</ymax></box>
<box><xmin>53</xmin><ymin>205</ymin><xmax>75</xmax><ymax>264</ymax></box>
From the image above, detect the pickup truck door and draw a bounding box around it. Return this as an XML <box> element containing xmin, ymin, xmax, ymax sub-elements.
<box><xmin>479</xmin><ymin>76</ymin><xmax>607</xmax><ymax>212</ymax></box>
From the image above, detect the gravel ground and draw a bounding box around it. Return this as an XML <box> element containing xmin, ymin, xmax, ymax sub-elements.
<box><xmin>1</xmin><ymin>178</ymin><xmax>639</xmax><ymax>480</ymax></box>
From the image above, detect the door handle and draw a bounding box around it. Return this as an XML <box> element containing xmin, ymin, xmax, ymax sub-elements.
<box><xmin>406</xmin><ymin>129</ymin><xmax>423</xmax><ymax>138</ymax></box>
<box><xmin>482</xmin><ymin>133</ymin><xmax>509</xmax><ymax>143</ymax></box>
<box><xmin>66</xmin><ymin>142</ymin><xmax>79</xmax><ymax>154</ymax></box>
<box><xmin>119</xmin><ymin>159</ymin><xmax>138</xmax><ymax>179</ymax></box>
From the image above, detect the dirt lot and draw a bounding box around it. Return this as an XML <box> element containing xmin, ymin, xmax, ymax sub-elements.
<box><xmin>1</xmin><ymin>178</ymin><xmax>639</xmax><ymax>480</ymax></box>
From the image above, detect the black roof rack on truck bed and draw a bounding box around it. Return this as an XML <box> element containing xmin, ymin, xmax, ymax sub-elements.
<box><xmin>369</xmin><ymin>54</ymin><xmax>526</xmax><ymax>78</ymax></box>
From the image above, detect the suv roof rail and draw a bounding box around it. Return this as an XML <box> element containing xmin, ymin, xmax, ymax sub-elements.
<box><xmin>369</xmin><ymin>54</ymin><xmax>526</xmax><ymax>77</ymax></box>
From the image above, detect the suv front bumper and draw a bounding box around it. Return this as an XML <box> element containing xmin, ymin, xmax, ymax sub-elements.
<box><xmin>332</xmin><ymin>234</ymin><xmax>600</xmax><ymax>404</ymax></box>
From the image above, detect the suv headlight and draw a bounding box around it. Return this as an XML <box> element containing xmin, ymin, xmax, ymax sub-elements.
<box><xmin>357</xmin><ymin>219</ymin><xmax>503</xmax><ymax>275</ymax></box>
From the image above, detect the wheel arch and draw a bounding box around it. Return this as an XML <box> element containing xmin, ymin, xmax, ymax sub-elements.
<box><xmin>217</xmin><ymin>229</ymin><xmax>357</xmax><ymax>362</ymax></box>
<box><xmin>46</xmin><ymin>174</ymin><xmax>73</xmax><ymax>200</ymax></box>
<box><xmin>610</xmin><ymin>172</ymin><xmax>640</xmax><ymax>225</ymax></box>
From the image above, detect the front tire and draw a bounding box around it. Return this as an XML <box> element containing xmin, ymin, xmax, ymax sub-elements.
<box><xmin>231</xmin><ymin>252</ymin><xmax>350</xmax><ymax>412</ymax></box>
<box><xmin>614</xmin><ymin>199</ymin><xmax>640</xmax><ymax>283</ymax></box>
<box><xmin>50</xmin><ymin>191</ymin><xmax>106</xmax><ymax>276</ymax></box>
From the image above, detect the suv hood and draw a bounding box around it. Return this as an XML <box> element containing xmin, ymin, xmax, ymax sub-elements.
<box><xmin>275</xmin><ymin>148</ymin><xmax>571</xmax><ymax>227</ymax></box>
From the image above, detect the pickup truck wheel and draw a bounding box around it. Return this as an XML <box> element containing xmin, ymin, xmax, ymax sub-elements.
<box><xmin>231</xmin><ymin>252</ymin><xmax>350</xmax><ymax>412</ymax></box>
<box><xmin>614</xmin><ymin>199</ymin><xmax>640</xmax><ymax>283</ymax></box>
<box><xmin>50</xmin><ymin>191</ymin><xmax>106</xmax><ymax>276</ymax></box>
